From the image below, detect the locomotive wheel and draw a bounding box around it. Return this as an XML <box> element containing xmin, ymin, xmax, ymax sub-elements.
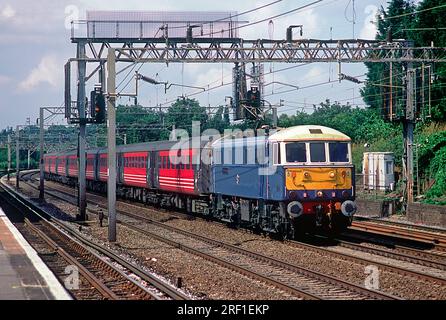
<box><xmin>328</xmin><ymin>214</ymin><xmax>349</xmax><ymax>235</ymax></box>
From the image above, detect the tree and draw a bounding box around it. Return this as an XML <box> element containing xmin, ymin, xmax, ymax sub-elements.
<box><xmin>360</xmin><ymin>0</ymin><xmax>416</xmax><ymax>115</ymax></box>
<box><xmin>412</xmin><ymin>0</ymin><xmax>446</xmax><ymax>121</ymax></box>
<box><xmin>164</xmin><ymin>98</ymin><xmax>208</xmax><ymax>136</ymax></box>
<box><xmin>205</xmin><ymin>106</ymin><xmax>231</xmax><ymax>133</ymax></box>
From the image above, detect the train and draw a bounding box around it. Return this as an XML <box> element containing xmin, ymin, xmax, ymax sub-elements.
<box><xmin>43</xmin><ymin>125</ymin><xmax>357</xmax><ymax>238</ymax></box>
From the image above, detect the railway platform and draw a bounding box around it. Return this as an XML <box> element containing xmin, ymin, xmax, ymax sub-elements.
<box><xmin>0</xmin><ymin>206</ymin><xmax>71</xmax><ymax>300</ymax></box>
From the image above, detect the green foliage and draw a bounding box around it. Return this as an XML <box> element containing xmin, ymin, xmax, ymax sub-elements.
<box><xmin>361</xmin><ymin>0</ymin><xmax>446</xmax><ymax>121</ymax></box>
<box><xmin>416</xmin><ymin>125</ymin><xmax>446</xmax><ymax>203</ymax></box>
<box><xmin>116</xmin><ymin>104</ymin><xmax>164</xmax><ymax>143</ymax></box>
<box><xmin>164</xmin><ymin>98</ymin><xmax>208</xmax><ymax>136</ymax></box>
<box><xmin>424</xmin><ymin>145</ymin><xmax>446</xmax><ymax>203</ymax></box>
<box><xmin>205</xmin><ymin>105</ymin><xmax>231</xmax><ymax>133</ymax></box>
<box><xmin>412</xmin><ymin>0</ymin><xmax>446</xmax><ymax>122</ymax></box>
<box><xmin>361</xmin><ymin>0</ymin><xmax>415</xmax><ymax>113</ymax></box>
<box><xmin>278</xmin><ymin>100</ymin><xmax>403</xmax><ymax>171</ymax></box>
<box><xmin>278</xmin><ymin>100</ymin><xmax>399</xmax><ymax>142</ymax></box>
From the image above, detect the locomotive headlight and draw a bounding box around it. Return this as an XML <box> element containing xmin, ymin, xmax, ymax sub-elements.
<box><xmin>303</xmin><ymin>171</ymin><xmax>310</xmax><ymax>179</ymax></box>
<box><xmin>329</xmin><ymin>171</ymin><xmax>335</xmax><ymax>178</ymax></box>
<box><xmin>287</xmin><ymin>201</ymin><xmax>303</xmax><ymax>219</ymax></box>
<box><xmin>316</xmin><ymin>191</ymin><xmax>324</xmax><ymax>198</ymax></box>
<box><xmin>341</xmin><ymin>200</ymin><xmax>357</xmax><ymax>217</ymax></box>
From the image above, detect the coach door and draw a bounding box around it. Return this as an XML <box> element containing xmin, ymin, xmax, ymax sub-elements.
<box><xmin>147</xmin><ymin>152</ymin><xmax>154</xmax><ymax>188</ymax></box>
<box><xmin>153</xmin><ymin>151</ymin><xmax>160</xmax><ymax>189</ymax></box>
<box><xmin>117</xmin><ymin>153</ymin><xmax>124</xmax><ymax>184</ymax></box>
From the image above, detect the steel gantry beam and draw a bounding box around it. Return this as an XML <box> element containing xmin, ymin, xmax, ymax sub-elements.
<box><xmin>39</xmin><ymin>106</ymin><xmax>67</xmax><ymax>199</ymax></box>
<box><xmin>70</xmin><ymin>38</ymin><xmax>446</xmax><ymax>63</ymax></box>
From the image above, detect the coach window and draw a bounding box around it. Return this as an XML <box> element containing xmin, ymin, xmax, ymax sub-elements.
<box><xmin>256</xmin><ymin>143</ymin><xmax>265</xmax><ymax>165</ymax></box>
<box><xmin>310</xmin><ymin>142</ymin><xmax>326</xmax><ymax>162</ymax></box>
<box><xmin>285</xmin><ymin>142</ymin><xmax>306</xmax><ymax>163</ymax></box>
<box><xmin>246</xmin><ymin>144</ymin><xmax>255</xmax><ymax>165</ymax></box>
<box><xmin>329</xmin><ymin>142</ymin><xmax>349</xmax><ymax>163</ymax></box>
<box><xmin>272</xmin><ymin>143</ymin><xmax>280</xmax><ymax>165</ymax></box>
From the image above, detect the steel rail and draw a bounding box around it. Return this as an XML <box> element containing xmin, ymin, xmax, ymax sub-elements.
<box><xmin>23</xmin><ymin>218</ymin><xmax>119</xmax><ymax>300</ymax></box>
<box><xmin>351</xmin><ymin>221</ymin><xmax>446</xmax><ymax>251</ymax></box>
<box><xmin>33</xmin><ymin>179</ymin><xmax>397</xmax><ymax>300</ymax></box>
<box><xmin>21</xmin><ymin>174</ymin><xmax>446</xmax><ymax>291</ymax></box>
<box><xmin>1</xmin><ymin>174</ymin><xmax>188</xmax><ymax>300</ymax></box>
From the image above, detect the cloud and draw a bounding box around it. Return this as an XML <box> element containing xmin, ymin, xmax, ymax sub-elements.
<box><xmin>241</xmin><ymin>4</ymin><xmax>320</xmax><ymax>39</ymax></box>
<box><xmin>187</xmin><ymin>64</ymin><xmax>232</xmax><ymax>88</ymax></box>
<box><xmin>359</xmin><ymin>5</ymin><xmax>378</xmax><ymax>40</ymax></box>
<box><xmin>0</xmin><ymin>75</ymin><xmax>11</xmax><ymax>85</ymax></box>
<box><xmin>0</xmin><ymin>4</ymin><xmax>15</xmax><ymax>20</ymax></box>
<box><xmin>19</xmin><ymin>54</ymin><xmax>63</xmax><ymax>91</ymax></box>
<box><xmin>302</xmin><ymin>66</ymin><xmax>325</xmax><ymax>82</ymax></box>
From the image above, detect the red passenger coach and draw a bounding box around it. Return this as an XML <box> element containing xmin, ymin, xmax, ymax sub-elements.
<box><xmin>99</xmin><ymin>153</ymin><xmax>108</xmax><ymax>182</ymax></box>
<box><xmin>57</xmin><ymin>156</ymin><xmax>67</xmax><ymax>176</ymax></box>
<box><xmin>86</xmin><ymin>154</ymin><xmax>95</xmax><ymax>180</ymax></box>
<box><xmin>158</xmin><ymin>149</ymin><xmax>196</xmax><ymax>194</ymax></box>
<box><xmin>67</xmin><ymin>155</ymin><xmax>78</xmax><ymax>177</ymax></box>
<box><xmin>123</xmin><ymin>152</ymin><xmax>148</xmax><ymax>188</ymax></box>
<box><xmin>45</xmin><ymin>155</ymin><xmax>57</xmax><ymax>174</ymax></box>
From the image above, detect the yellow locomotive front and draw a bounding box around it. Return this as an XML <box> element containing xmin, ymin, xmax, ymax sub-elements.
<box><xmin>269</xmin><ymin>126</ymin><xmax>356</xmax><ymax>233</ymax></box>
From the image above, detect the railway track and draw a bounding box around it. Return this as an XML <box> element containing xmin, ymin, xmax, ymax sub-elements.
<box><xmin>350</xmin><ymin>220</ymin><xmax>446</xmax><ymax>252</ymax></box>
<box><xmin>19</xmin><ymin>172</ymin><xmax>446</xmax><ymax>297</ymax></box>
<box><xmin>354</xmin><ymin>215</ymin><xmax>446</xmax><ymax>234</ymax></box>
<box><xmin>0</xmin><ymin>174</ymin><xmax>189</xmax><ymax>300</ymax></box>
<box><xmin>20</xmin><ymin>218</ymin><xmax>154</xmax><ymax>300</ymax></box>
<box><xmin>19</xmin><ymin>173</ymin><xmax>397</xmax><ymax>300</ymax></box>
<box><xmin>322</xmin><ymin>235</ymin><xmax>446</xmax><ymax>271</ymax></box>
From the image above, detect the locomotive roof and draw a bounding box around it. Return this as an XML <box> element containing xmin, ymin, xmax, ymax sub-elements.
<box><xmin>269</xmin><ymin>125</ymin><xmax>351</xmax><ymax>142</ymax></box>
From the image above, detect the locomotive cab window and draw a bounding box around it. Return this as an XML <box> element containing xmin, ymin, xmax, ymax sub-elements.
<box><xmin>285</xmin><ymin>142</ymin><xmax>307</xmax><ymax>163</ymax></box>
<box><xmin>329</xmin><ymin>142</ymin><xmax>349</xmax><ymax>162</ymax></box>
<box><xmin>310</xmin><ymin>142</ymin><xmax>326</xmax><ymax>162</ymax></box>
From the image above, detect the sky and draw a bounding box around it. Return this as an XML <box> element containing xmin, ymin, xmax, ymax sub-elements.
<box><xmin>0</xmin><ymin>0</ymin><xmax>395</xmax><ymax>129</ymax></box>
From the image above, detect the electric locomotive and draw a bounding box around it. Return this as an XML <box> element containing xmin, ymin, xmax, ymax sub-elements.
<box><xmin>209</xmin><ymin>125</ymin><xmax>356</xmax><ymax>236</ymax></box>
